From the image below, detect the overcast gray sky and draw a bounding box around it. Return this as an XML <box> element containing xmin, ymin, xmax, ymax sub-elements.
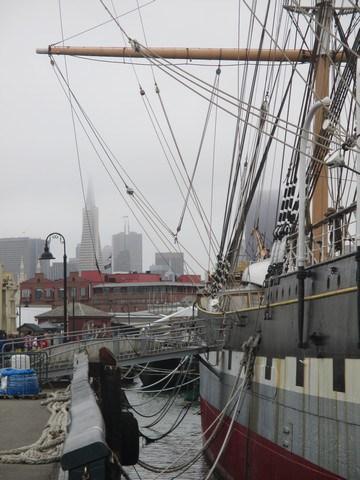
<box><xmin>0</xmin><ymin>1</ymin><xmax>252</xmax><ymax>273</ymax></box>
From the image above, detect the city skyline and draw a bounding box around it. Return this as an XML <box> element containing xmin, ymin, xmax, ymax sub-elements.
<box><xmin>0</xmin><ymin>232</ymin><xmax>190</xmax><ymax>279</ymax></box>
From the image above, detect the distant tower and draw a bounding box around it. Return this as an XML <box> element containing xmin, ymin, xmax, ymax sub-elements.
<box><xmin>112</xmin><ymin>218</ymin><xmax>142</xmax><ymax>273</ymax></box>
<box><xmin>19</xmin><ymin>257</ymin><xmax>27</xmax><ymax>283</ymax></box>
<box><xmin>78</xmin><ymin>182</ymin><xmax>104</xmax><ymax>272</ymax></box>
<box><xmin>36</xmin><ymin>259</ymin><xmax>41</xmax><ymax>274</ymax></box>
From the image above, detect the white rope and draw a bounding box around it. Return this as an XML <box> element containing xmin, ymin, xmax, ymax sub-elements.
<box><xmin>203</xmin><ymin>337</ymin><xmax>258</xmax><ymax>479</ymax></box>
<box><xmin>137</xmin><ymin>334</ymin><xmax>260</xmax><ymax>476</ymax></box>
<box><xmin>121</xmin><ymin>356</ymin><xmax>189</xmax><ymax>392</ymax></box>
<box><xmin>0</xmin><ymin>389</ymin><xmax>70</xmax><ymax>464</ymax></box>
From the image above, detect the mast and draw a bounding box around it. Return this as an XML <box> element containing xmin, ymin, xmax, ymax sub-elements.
<box><xmin>357</xmin><ymin>59</ymin><xmax>360</xmax><ymax>249</ymax></box>
<box><xmin>311</xmin><ymin>1</ymin><xmax>333</xmax><ymax>252</ymax></box>
<box><xmin>357</xmin><ymin>58</ymin><xmax>360</xmax><ymax>348</ymax></box>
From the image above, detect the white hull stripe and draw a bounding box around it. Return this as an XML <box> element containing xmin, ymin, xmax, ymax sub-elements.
<box><xmin>204</xmin><ymin>350</ymin><xmax>360</xmax><ymax>404</ymax></box>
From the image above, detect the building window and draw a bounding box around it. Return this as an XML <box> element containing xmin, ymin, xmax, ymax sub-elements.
<box><xmin>22</xmin><ymin>289</ymin><xmax>31</xmax><ymax>298</ymax></box>
<box><xmin>80</xmin><ymin>287</ymin><xmax>87</xmax><ymax>297</ymax></box>
<box><xmin>58</xmin><ymin>288</ymin><xmax>64</xmax><ymax>299</ymax></box>
<box><xmin>45</xmin><ymin>288</ymin><xmax>53</xmax><ymax>298</ymax></box>
<box><xmin>35</xmin><ymin>289</ymin><xmax>43</xmax><ymax>300</ymax></box>
<box><xmin>71</xmin><ymin>287</ymin><xmax>77</xmax><ymax>299</ymax></box>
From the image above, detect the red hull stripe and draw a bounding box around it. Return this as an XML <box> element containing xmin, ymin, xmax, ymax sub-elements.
<box><xmin>200</xmin><ymin>397</ymin><xmax>344</xmax><ymax>480</ymax></box>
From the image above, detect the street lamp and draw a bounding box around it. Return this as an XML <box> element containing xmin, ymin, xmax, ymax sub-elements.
<box><xmin>16</xmin><ymin>305</ymin><xmax>21</xmax><ymax>332</ymax></box>
<box><xmin>39</xmin><ymin>232</ymin><xmax>67</xmax><ymax>336</ymax></box>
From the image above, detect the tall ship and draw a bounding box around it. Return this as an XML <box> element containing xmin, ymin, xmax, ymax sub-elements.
<box><xmin>196</xmin><ymin>2</ymin><xmax>360</xmax><ymax>479</ymax></box>
<box><xmin>36</xmin><ymin>1</ymin><xmax>359</xmax><ymax>478</ymax></box>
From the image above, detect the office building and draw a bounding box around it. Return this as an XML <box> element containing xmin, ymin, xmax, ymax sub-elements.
<box><xmin>153</xmin><ymin>252</ymin><xmax>184</xmax><ymax>278</ymax></box>
<box><xmin>112</xmin><ymin>231</ymin><xmax>142</xmax><ymax>273</ymax></box>
<box><xmin>0</xmin><ymin>237</ymin><xmax>45</xmax><ymax>281</ymax></box>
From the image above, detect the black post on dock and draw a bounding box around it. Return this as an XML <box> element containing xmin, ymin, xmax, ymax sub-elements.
<box><xmin>95</xmin><ymin>347</ymin><xmax>139</xmax><ymax>468</ymax></box>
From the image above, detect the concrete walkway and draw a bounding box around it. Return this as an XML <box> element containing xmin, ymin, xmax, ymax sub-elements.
<box><xmin>0</xmin><ymin>397</ymin><xmax>59</xmax><ymax>480</ymax></box>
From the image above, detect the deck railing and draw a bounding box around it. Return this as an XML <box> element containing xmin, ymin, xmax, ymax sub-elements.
<box><xmin>285</xmin><ymin>203</ymin><xmax>357</xmax><ymax>270</ymax></box>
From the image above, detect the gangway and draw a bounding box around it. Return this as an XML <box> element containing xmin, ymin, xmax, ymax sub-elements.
<box><xmin>45</xmin><ymin>315</ymin><xmax>224</xmax><ymax>380</ymax></box>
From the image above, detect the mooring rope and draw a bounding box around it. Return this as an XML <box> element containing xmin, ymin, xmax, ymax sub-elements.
<box><xmin>0</xmin><ymin>389</ymin><xmax>70</xmax><ymax>464</ymax></box>
<box><xmin>137</xmin><ymin>334</ymin><xmax>260</xmax><ymax>476</ymax></box>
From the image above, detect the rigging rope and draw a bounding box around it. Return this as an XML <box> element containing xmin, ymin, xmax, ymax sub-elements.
<box><xmin>131</xmin><ymin>357</ymin><xmax>192</xmax><ymax>421</ymax></box>
<box><xmin>141</xmin><ymin>359</ymin><xmax>194</xmax><ymax>428</ymax></box>
<box><xmin>140</xmin><ymin>399</ymin><xmax>193</xmax><ymax>445</ymax></box>
<box><xmin>175</xmin><ymin>69</ymin><xmax>221</xmax><ymax>239</ymax></box>
<box><xmin>137</xmin><ymin>334</ymin><xmax>260</xmax><ymax>477</ymax></box>
<box><xmin>208</xmin><ymin>65</ymin><xmax>221</xmax><ymax>272</ymax></box>
<box><xmin>51</xmin><ymin>57</ymin><xmax>207</xmax><ymax>273</ymax></box>
<box><xmin>100</xmin><ymin>0</ymin><xmax>221</xmax><ymax>262</ymax></box>
<box><xmin>57</xmin><ymin>1</ymin><xmax>103</xmax><ymax>274</ymax></box>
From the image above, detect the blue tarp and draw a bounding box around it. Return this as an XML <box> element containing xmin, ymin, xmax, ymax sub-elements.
<box><xmin>0</xmin><ymin>368</ymin><xmax>39</xmax><ymax>396</ymax></box>
<box><xmin>0</xmin><ymin>368</ymin><xmax>35</xmax><ymax>376</ymax></box>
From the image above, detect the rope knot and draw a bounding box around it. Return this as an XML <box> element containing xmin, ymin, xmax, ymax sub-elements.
<box><xmin>130</xmin><ymin>38</ymin><xmax>141</xmax><ymax>52</ymax></box>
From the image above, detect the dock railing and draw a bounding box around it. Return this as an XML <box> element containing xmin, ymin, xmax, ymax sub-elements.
<box><xmin>46</xmin><ymin>316</ymin><xmax>223</xmax><ymax>378</ymax></box>
<box><xmin>1</xmin><ymin>315</ymin><xmax>225</xmax><ymax>380</ymax></box>
<box><xmin>0</xmin><ymin>350</ymin><xmax>49</xmax><ymax>385</ymax></box>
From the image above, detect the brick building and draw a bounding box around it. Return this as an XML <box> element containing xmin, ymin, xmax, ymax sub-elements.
<box><xmin>91</xmin><ymin>280</ymin><xmax>200</xmax><ymax>312</ymax></box>
<box><xmin>20</xmin><ymin>272</ymin><xmax>92</xmax><ymax>307</ymax></box>
<box><xmin>20</xmin><ymin>271</ymin><xmax>202</xmax><ymax>313</ymax></box>
<box><xmin>36</xmin><ymin>303</ymin><xmax>112</xmax><ymax>334</ymax></box>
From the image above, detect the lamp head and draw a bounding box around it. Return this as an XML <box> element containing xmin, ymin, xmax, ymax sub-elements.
<box><xmin>39</xmin><ymin>243</ymin><xmax>55</xmax><ymax>261</ymax></box>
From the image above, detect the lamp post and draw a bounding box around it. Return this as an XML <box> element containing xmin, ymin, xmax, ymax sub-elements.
<box><xmin>16</xmin><ymin>304</ymin><xmax>21</xmax><ymax>332</ymax></box>
<box><xmin>39</xmin><ymin>232</ymin><xmax>67</xmax><ymax>337</ymax></box>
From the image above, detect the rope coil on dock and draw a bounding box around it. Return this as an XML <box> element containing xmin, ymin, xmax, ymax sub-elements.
<box><xmin>0</xmin><ymin>389</ymin><xmax>70</xmax><ymax>464</ymax></box>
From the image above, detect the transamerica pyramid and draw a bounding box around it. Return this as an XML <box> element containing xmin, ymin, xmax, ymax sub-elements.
<box><xmin>78</xmin><ymin>182</ymin><xmax>104</xmax><ymax>272</ymax></box>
